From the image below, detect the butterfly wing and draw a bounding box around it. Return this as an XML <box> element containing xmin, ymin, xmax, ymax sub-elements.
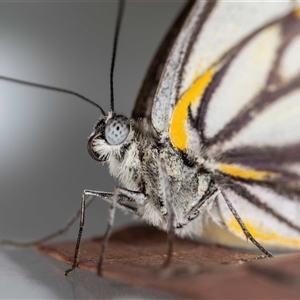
<box><xmin>133</xmin><ymin>1</ymin><xmax>300</xmax><ymax>249</ymax></box>
<box><xmin>132</xmin><ymin>0</ymin><xmax>195</xmax><ymax>120</ymax></box>
<box><xmin>150</xmin><ymin>1</ymin><xmax>296</xmax><ymax>135</ymax></box>
<box><xmin>201</xmin><ymin>8</ymin><xmax>300</xmax><ymax>249</ymax></box>
<box><xmin>179</xmin><ymin>3</ymin><xmax>300</xmax><ymax>249</ymax></box>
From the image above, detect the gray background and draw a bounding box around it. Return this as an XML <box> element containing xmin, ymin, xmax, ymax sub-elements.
<box><xmin>0</xmin><ymin>1</ymin><xmax>184</xmax><ymax>298</ymax></box>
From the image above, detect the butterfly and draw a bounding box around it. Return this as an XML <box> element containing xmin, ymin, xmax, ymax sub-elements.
<box><xmin>1</xmin><ymin>0</ymin><xmax>300</xmax><ymax>276</ymax></box>
<box><xmin>67</xmin><ymin>0</ymin><xmax>299</xmax><ymax>275</ymax></box>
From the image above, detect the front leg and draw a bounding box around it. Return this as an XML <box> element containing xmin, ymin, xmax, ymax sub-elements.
<box><xmin>179</xmin><ymin>182</ymin><xmax>273</xmax><ymax>258</ymax></box>
<box><xmin>178</xmin><ymin>180</ymin><xmax>220</xmax><ymax>229</ymax></box>
<box><xmin>65</xmin><ymin>188</ymin><xmax>146</xmax><ymax>276</ymax></box>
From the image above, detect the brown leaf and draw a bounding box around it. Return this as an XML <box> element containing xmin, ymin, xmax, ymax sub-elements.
<box><xmin>38</xmin><ymin>225</ymin><xmax>300</xmax><ymax>299</ymax></box>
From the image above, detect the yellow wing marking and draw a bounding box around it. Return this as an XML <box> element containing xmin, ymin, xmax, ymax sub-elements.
<box><xmin>295</xmin><ymin>7</ymin><xmax>300</xmax><ymax>19</ymax></box>
<box><xmin>217</xmin><ymin>163</ymin><xmax>278</xmax><ymax>181</ymax></box>
<box><xmin>228</xmin><ymin>218</ymin><xmax>300</xmax><ymax>247</ymax></box>
<box><xmin>170</xmin><ymin>67</ymin><xmax>215</xmax><ymax>151</ymax></box>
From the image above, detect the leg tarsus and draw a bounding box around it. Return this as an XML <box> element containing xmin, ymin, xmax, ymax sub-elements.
<box><xmin>65</xmin><ymin>188</ymin><xmax>144</xmax><ymax>276</ymax></box>
<box><xmin>96</xmin><ymin>188</ymin><xmax>118</xmax><ymax>276</ymax></box>
<box><xmin>1</xmin><ymin>196</ymin><xmax>95</xmax><ymax>249</ymax></box>
<box><xmin>158</xmin><ymin>159</ymin><xmax>176</xmax><ymax>269</ymax></box>
<box><xmin>64</xmin><ymin>191</ymin><xmax>86</xmax><ymax>275</ymax></box>
<box><xmin>221</xmin><ymin>190</ymin><xmax>273</xmax><ymax>258</ymax></box>
<box><xmin>161</xmin><ymin>225</ymin><xmax>175</xmax><ymax>269</ymax></box>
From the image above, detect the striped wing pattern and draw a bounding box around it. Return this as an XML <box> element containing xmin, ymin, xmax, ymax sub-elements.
<box><xmin>151</xmin><ymin>1</ymin><xmax>300</xmax><ymax>248</ymax></box>
<box><xmin>207</xmin><ymin>10</ymin><xmax>300</xmax><ymax>249</ymax></box>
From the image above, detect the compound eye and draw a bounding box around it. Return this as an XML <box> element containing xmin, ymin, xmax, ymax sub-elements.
<box><xmin>105</xmin><ymin>115</ymin><xmax>130</xmax><ymax>145</ymax></box>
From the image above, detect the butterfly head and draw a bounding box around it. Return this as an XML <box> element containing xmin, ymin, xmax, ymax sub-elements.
<box><xmin>88</xmin><ymin>111</ymin><xmax>132</xmax><ymax>162</ymax></box>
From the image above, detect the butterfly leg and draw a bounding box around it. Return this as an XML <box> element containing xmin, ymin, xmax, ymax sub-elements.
<box><xmin>65</xmin><ymin>188</ymin><xmax>146</xmax><ymax>276</ymax></box>
<box><xmin>1</xmin><ymin>195</ymin><xmax>96</xmax><ymax>248</ymax></box>
<box><xmin>157</xmin><ymin>159</ymin><xmax>176</xmax><ymax>268</ymax></box>
<box><xmin>1</xmin><ymin>190</ymin><xmax>137</xmax><ymax>249</ymax></box>
<box><xmin>221</xmin><ymin>190</ymin><xmax>273</xmax><ymax>258</ymax></box>
<box><xmin>179</xmin><ymin>181</ymin><xmax>221</xmax><ymax>228</ymax></box>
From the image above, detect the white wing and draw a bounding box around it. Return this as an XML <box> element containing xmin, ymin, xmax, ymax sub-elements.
<box><xmin>151</xmin><ymin>1</ymin><xmax>300</xmax><ymax>249</ymax></box>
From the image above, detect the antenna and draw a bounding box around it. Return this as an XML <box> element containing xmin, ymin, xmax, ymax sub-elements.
<box><xmin>0</xmin><ymin>75</ymin><xmax>105</xmax><ymax>115</ymax></box>
<box><xmin>0</xmin><ymin>1</ymin><xmax>126</xmax><ymax>114</ymax></box>
<box><xmin>110</xmin><ymin>0</ymin><xmax>125</xmax><ymax>112</ymax></box>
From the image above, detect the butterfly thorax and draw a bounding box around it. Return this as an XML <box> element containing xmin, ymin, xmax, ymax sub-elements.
<box><xmin>104</xmin><ymin>118</ymin><xmax>216</xmax><ymax>234</ymax></box>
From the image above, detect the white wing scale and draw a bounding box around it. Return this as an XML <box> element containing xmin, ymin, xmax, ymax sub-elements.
<box><xmin>150</xmin><ymin>1</ymin><xmax>300</xmax><ymax>248</ymax></box>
